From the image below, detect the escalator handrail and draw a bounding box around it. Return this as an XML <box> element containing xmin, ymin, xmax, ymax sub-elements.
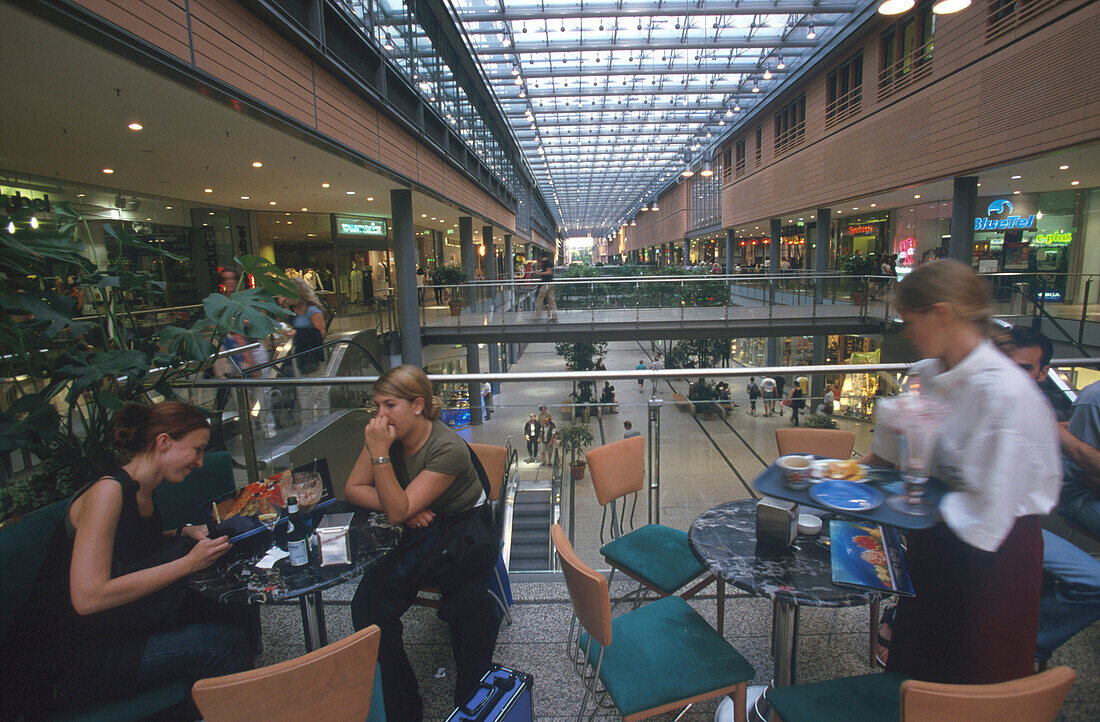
<box><xmin>242</xmin><ymin>337</ymin><xmax>384</xmax><ymax>376</ymax></box>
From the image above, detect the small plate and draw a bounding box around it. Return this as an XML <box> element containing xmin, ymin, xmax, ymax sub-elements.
<box><xmin>809</xmin><ymin>480</ymin><xmax>884</xmax><ymax>512</ymax></box>
<box><xmin>813</xmin><ymin>459</ymin><xmax>872</xmax><ymax>483</ymax></box>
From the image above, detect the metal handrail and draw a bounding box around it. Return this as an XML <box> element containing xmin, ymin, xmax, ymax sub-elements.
<box><xmin>73</xmin><ymin>302</ymin><xmax>203</xmax><ymax>322</ymax></box>
<box><xmin>241</xmin><ymin>337</ymin><xmax>384</xmax><ymax>376</ymax></box>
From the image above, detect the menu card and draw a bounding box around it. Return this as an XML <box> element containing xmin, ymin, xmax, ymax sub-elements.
<box><xmin>829</xmin><ymin>520</ymin><xmax>914</xmax><ymax>597</ymax></box>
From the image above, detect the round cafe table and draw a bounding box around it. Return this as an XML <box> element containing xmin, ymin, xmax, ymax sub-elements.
<box><xmin>688</xmin><ymin>499</ymin><xmax>877</xmax><ymax>689</ymax></box>
<box><xmin>189</xmin><ymin>503</ymin><xmax>401</xmax><ymax>651</ymax></box>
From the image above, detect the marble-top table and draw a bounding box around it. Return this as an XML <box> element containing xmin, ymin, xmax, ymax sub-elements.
<box><xmin>190</xmin><ymin>503</ymin><xmax>401</xmax><ymax>651</ymax></box>
<box><xmin>689</xmin><ymin>499</ymin><xmax>877</xmax><ymax>689</ymax></box>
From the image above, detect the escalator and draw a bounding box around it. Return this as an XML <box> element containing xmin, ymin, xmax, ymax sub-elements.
<box><xmin>500</xmin><ymin>448</ymin><xmax>561</xmax><ymax>572</ymax></box>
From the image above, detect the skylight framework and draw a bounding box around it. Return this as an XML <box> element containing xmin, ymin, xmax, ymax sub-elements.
<box><xmin>446</xmin><ymin>0</ymin><xmax>873</xmax><ymax>238</ymax></box>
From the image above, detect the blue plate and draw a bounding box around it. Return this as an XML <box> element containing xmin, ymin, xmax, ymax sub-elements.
<box><xmin>809</xmin><ymin>480</ymin><xmax>884</xmax><ymax>512</ymax></box>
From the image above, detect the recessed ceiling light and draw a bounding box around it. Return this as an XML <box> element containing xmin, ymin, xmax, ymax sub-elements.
<box><xmin>102</xmin><ymin>168</ymin><xmax>114</xmax><ymax>174</ymax></box>
<box><xmin>1010</xmin><ymin>174</ymin><xmax>1021</xmax><ymax>180</ymax></box>
<box><xmin>870</xmin><ymin>203</ymin><xmax>877</xmax><ymax>207</ymax></box>
<box><xmin>301</xmin><ymin>207</ymin><xmax>308</xmax><ymax>211</ymax></box>
<box><xmin>127</xmin><ymin>122</ymin><xmax>143</xmax><ymax>131</ymax></box>
<box><xmin>269</xmin><ymin>201</ymin><xmax>277</xmax><ymax>205</ymax></box>
<box><xmin>1013</xmin><ymin>190</ymin><xmax>1021</xmax><ymax>195</ymax></box>
<box><xmin>1071</xmin><ymin>180</ymin><xmax>1080</xmax><ymax>186</ymax></box>
<box><xmin>1059</xmin><ymin>165</ymin><xmax>1069</xmax><ymax>170</ymax></box>
<box><xmin>76</xmin><ymin>193</ymin><xmax>86</xmax><ymax>197</ymax></box>
<box><xmin>252</xmin><ymin>161</ymin><xmax>263</xmax><ymax>168</ymax></box>
<box><xmin>913</xmin><ymin>194</ymin><xmax>921</xmax><ymax>199</ymax></box>
<box><xmin>308</xmin><ymin>233</ymin><xmax>316</xmax><ymax>237</ymax></box>
<box><xmin>366</xmin><ymin>196</ymin><xmax>374</xmax><ymax>201</ymax></box>
<box><xmin>422</xmin><ymin>214</ymin><xmax>427</xmax><ymax>218</ymax></box>
<box><xmin>322</xmin><ymin>183</ymin><xmax>330</xmax><ymax>188</ymax></box>
<box><xmin>208</xmin><ymin>212</ymin><xmax>214</xmax><ymax>216</ymax></box>
<box><xmin>240</xmin><ymin>195</ymin><xmax>250</xmax><ymax>200</ymax></box>
<box><xmin>204</xmin><ymin>188</ymin><xmax>213</xmax><ymax>193</ymax></box>
<box><xmin>165</xmin><ymin>206</ymin><xmax>172</xmax><ymax>210</ymax></box>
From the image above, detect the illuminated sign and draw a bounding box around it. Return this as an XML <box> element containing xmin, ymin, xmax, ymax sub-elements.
<box><xmin>1034</xmin><ymin>231</ymin><xmax>1072</xmax><ymax>245</ymax></box>
<box><xmin>974</xmin><ymin>199</ymin><xmax>1035</xmax><ymax>231</ymax></box>
<box><xmin>336</xmin><ymin>216</ymin><xmax>386</xmax><ymax>236</ymax></box>
<box><xmin>896</xmin><ymin>237</ymin><xmax>916</xmax><ymax>266</ymax></box>
<box><xmin>1</xmin><ymin>191</ymin><xmax>51</xmax><ymax>214</ymax></box>
<box><xmin>848</xmin><ymin>224</ymin><xmax>874</xmax><ymax>235</ymax></box>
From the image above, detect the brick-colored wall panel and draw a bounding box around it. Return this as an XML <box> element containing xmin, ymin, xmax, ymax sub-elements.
<box><xmin>73</xmin><ymin>0</ymin><xmax>190</xmax><ymax>62</ymax></box>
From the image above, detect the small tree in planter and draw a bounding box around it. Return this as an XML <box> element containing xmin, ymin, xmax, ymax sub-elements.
<box><xmin>558</xmin><ymin>423</ymin><xmax>595</xmax><ymax>480</ymax></box>
<box><xmin>687</xmin><ymin>378</ymin><xmax>719</xmax><ymax>419</ymax></box>
<box><xmin>437</xmin><ymin>263</ymin><xmax>469</xmax><ymax>315</ymax></box>
<box><xmin>802</xmin><ymin>413</ymin><xmax>839</xmax><ymax>430</ymax></box>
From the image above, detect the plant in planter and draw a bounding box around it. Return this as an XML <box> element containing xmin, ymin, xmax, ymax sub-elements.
<box><xmin>437</xmin><ymin>263</ymin><xmax>469</xmax><ymax>315</ymax></box>
<box><xmin>558</xmin><ymin>423</ymin><xmax>595</xmax><ymax>480</ymax></box>
<box><xmin>687</xmin><ymin>378</ymin><xmax>719</xmax><ymax>419</ymax></box>
<box><xmin>0</xmin><ymin>203</ymin><xmax>296</xmax><ymax>521</ymax></box>
<box><xmin>841</xmin><ymin>253</ymin><xmax>877</xmax><ymax>304</ymax></box>
<box><xmin>802</xmin><ymin>413</ymin><xmax>839</xmax><ymax>430</ymax></box>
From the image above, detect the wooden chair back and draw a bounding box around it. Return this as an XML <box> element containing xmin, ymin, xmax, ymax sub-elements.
<box><xmin>551</xmin><ymin>524</ymin><xmax>613</xmax><ymax>648</ymax></box>
<box><xmin>775</xmin><ymin>428</ymin><xmax>855</xmax><ymax>460</ymax></box>
<box><xmin>585</xmin><ymin>435</ymin><xmax>645</xmax><ymax>507</ymax></box>
<box><xmin>192</xmin><ymin>625</ymin><xmax>381</xmax><ymax>722</ymax></box>
<box><xmin>900</xmin><ymin>666</ymin><xmax>1075</xmax><ymax>722</ymax></box>
<box><xmin>469</xmin><ymin>443</ymin><xmax>507</xmax><ymax>502</ymax></box>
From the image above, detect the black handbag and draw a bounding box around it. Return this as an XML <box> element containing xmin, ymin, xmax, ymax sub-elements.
<box><xmin>400</xmin><ymin>443</ymin><xmax>500</xmax><ymax>588</ymax></box>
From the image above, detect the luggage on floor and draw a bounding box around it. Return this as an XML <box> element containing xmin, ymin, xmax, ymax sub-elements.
<box><xmin>446</xmin><ymin>664</ymin><xmax>533</xmax><ymax>722</ymax></box>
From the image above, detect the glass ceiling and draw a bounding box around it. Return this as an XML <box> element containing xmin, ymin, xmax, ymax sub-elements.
<box><xmin>448</xmin><ymin>0</ymin><xmax>874</xmax><ymax>239</ymax></box>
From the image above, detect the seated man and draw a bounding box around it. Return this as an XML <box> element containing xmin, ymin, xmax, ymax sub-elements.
<box><xmin>1000</xmin><ymin>326</ymin><xmax>1100</xmax><ymax>663</ymax></box>
<box><xmin>1060</xmin><ymin>377</ymin><xmax>1100</xmax><ymax>537</ymax></box>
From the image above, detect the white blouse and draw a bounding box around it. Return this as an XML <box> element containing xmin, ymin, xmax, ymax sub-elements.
<box><xmin>871</xmin><ymin>340</ymin><xmax>1061</xmax><ymax>552</ymax></box>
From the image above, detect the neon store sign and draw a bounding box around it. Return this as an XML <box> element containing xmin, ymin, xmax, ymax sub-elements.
<box><xmin>974</xmin><ymin>199</ymin><xmax>1035</xmax><ymax>231</ymax></box>
<box><xmin>896</xmin><ymin>237</ymin><xmax>916</xmax><ymax>265</ymax></box>
<box><xmin>848</xmin><ymin>224</ymin><xmax>874</xmax><ymax>235</ymax></box>
<box><xmin>1034</xmin><ymin>231</ymin><xmax>1072</xmax><ymax>246</ymax></box>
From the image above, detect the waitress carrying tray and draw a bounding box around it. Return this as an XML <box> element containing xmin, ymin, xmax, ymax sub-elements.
<box><xmin>754</xmin><ymin>460</ymin><xmax>946</xmax><ymax>530</ymax></box>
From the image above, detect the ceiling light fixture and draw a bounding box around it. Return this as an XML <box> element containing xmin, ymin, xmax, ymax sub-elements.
<box><xmin>932</xmin><ymin>0</ymin><xmax>971</xmax><ymax>13</ymax></box>
<box><xmin>252</xmin><ymin>161</ymin><xmax>263</xmax><ymax>168</ymax></box>
<box><xmin>650</xmin><ymin>200</ymin><xmax>659</xmax><ymax>212</ymax></box>
<box><xmin>1059</xmin><ymin>164</ymin><xmax>1070</xmax><ymax>170</ymax></box>
<box><xmin>1071</xmin><ymin>180</ymin><xmax>1081</xmax><ymax>186</ymax></box>
<box><xmin>127</xmin><ymin>122</ymin><xmax>143</xmax><ymax>131</ymax></box>
<box><xmin>102</xmin><ymin>168</ymin><xmax>114</xmax><ymax>174</ymax></box>
<box><xmin>806</xmin><ymin>25</ymin><xmax>817</xmax><ymax>39</ymax></box>
<box><xmin>240</xmin><ymin>195</ymin><xmax>250</xmax><ymax>200</ymax></box>
<box><xmin>204</xmin><ymin>188</ymin><xmax>213</xmax><ymax>193</ymax></box>
<box><xmin>322</xmin><ymin>183</ymin><xmax>330</xmax><ymax>188</ymax></box>
<box><xmin>301</xmin><ymin>207</ymin><xmax>308</xmax><ymax>211</ymax></box>
<box><xmin>269</xmin><ymin>201</ymin><xmax>277</xmax><ymax>205</ymax></box>
<box><xmin>1011</xmin><ymin>174</ymin><xmax>1022</xmax><ymax>179</ymax></box>
<box><xmin>878</xmin><ymin>0</ymin><xmax>915</xmax><ymax>14</ymax></box>
<box><xmin>700</xmin><ymin>160</ymin><xmax>714</xmax><ymax>177</ymax></box>
<box><xmin>346</xmin><ymin>191</ymin><xmax>356</xmax><ymax>195</ymax></box>
<box><xmin>367</xmin><ymin>196</ymin><xmax>374</xmax><ymax>201</ymax></box>
<box><xmin>763</xmin><ymin>68</ymin><xmax>773</xmax><ymax>80</ymax></box>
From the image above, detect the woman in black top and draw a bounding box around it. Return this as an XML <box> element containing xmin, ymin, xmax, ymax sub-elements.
<box><xmin>53</xmin><ymin>401</ymin><xmax>254</xmax><ymax>708</ymax></box>
<box><xmin>347</xmin><ymin>365</ymin><xmax>501</xmax><ymax>721</ymax></box>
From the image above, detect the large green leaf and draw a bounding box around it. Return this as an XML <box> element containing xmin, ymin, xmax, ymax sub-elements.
<box><xmin>103</xmin><ymin>223</ymin><xmax>186</xmax><ymax>262</ymax></box>
<box><xmin>0</xmin><ymin>229</ymin><xmax>89</xmax><ymax>278</ymax></box>
<box><xmin>159</xmin><ymin>324</ymin><xmax>217</xmax><ymax>363</ymax></box>
<box><xmin>237</xmin><ymin>255</ymin><xmax>299</xmax><ymax>297</ymax></box>
<box><xmin>203</xmin><ymin>289</ymin><xmax>285</xmax><ymax>337</ymax></box>
<box><xmin>5</xmin><ymin>293</ymin><xmax>95</xmax><ymax>339</ymax></box>
<box><xmin>51</xmin><ymin>349</ymin><xmax>150</xmax><ymax>402</ymax></box>
<box><xmin>0</xmin><ymin>393</ymin><xmax>61</xmax><ymax>453</ymax></box>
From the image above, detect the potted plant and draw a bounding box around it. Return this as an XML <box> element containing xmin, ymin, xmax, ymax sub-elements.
<box><xmin>841</xmin><ymin>253</ymin><xmax>876</xmax><ymax>306</ymax></box>
<box><xmin>558</xmin><ymin>423</ymin><xmax>595</xmax><ymax>480</ymax></box>
<box><xmin>802</xmin><ymin>413</ymin><xmax>839</xmax><ymax>430</ymax></box>
<box><xmin>0</xmin><ymin>204</ymin><xmax>295</xmax><ymax>522</ymax></box>
<box><xmin>437</xmin><ymin>263</ymin><xmax>469</xmax><ymax>315</ymax></box>
<box><xmin>687</xmin><ymin>378</ymin><xmax>719</xmax><ymax>419</ymax></box>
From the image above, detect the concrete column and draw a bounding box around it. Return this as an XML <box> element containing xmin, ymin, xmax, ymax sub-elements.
<box><xmin>814</xmin><ymin>208</ymin><xmax>832</xmax><ymax>303</ymax></box>
<box><xmin>504</xmin><ymin>234</ymin><xmax>514</xmax><ymax>279</ymax></box>
<box><xmin>483</xmin><ymin>226</ymin><xmax>500</xmax><ymax>385</ymax></box>
<box><xmin>466</xmin><ymin>344</ymin><xmax>483</xmax><ymax>426</ymax></box>
<box><xmin>766</xmin><ymin>336</ymin><xmax>779</xmax><ymax>367</ymax></box>
<box><xmin>725</xmin><ymin>229</ymin><xmax>736</xmax><ymax>274</ymax></box>
<box><xmin>949</xmin><ymin>176</ymin><xmax>978</xmax><ymax>264</ymax></box>
<box><xmin>683</xmin><ymin>238</ymin><xmax>691</xmax><ymax>267</ymax></box>
<box><xmin>390</xmin><ymin>189</ymin><xmax>422</xmax><ymax>367</ymax></box>
<box><xmin>811</xmin><ymin>335</ymin><xmax>827</xmax><ymax>407</ymax></box>
<box><xmin>459</xmin><ymin>216</ymin><xmax>475</xmax><ymax>308</ymax></box>
<box><xmin>769</xmin><ymin>218</ymin><xmax>781</xmax><ymax>273</ymax></box>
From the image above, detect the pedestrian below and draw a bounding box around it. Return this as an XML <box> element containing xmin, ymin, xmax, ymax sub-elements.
<box><xmin>623</xmin><ymin>420</ymin><xmax>642</xmax><ymax>439</ymax></box>
<box><xmin>746</xmin><ymin>376</ymin><xmax>761</xmax><ymax>416</ymax></box>
<box><xmin>775</xmin><ymin>376</ymin><xmax>787</xmax><ymax>416</ymax></box>
<box><xmin>600</xmin><ymin>382</ymin><xmax>616</xmax><ymax>414</ymax></box>
<box><xmin>595</xmin><ymin>357</ymin><xmax>607</xmax><ymax>371</ymax></box>
<box><xmin>787</xmin><ymin>384</ymin><xmax>805</xmax><ymax>426</ymax></box>
<box><xmin>760</xmin><ymin>376</ymin><xmax>777</xmax><ymax>416</ymax></box>
<box><xmin>537</xmin><ymin>405</ymin><xmax>553</xmax><ymax>429</ymax></box>
<box><xmin>636</xmin><ymin>359</ymin><xmax>646</xmax><ymax>391</ymax></box>
<box><xmin>523</xmin><ymin>414</ymin><xmax>540</xmax><ymax>463</ymax></box>
<box><xmin>649</xmin><ymin>352</ymin><xmax>664</xmax><ymax>395</ymax></box>
<box><xmin>481</xmin><ymin>380</ymin><xmax>493</xmax><ymax>421</ymax></box>
<box><xmin>532</xmin><ymin>256</ymin><xmax>557</xmax><ymax>322</ymax></box>
<box><xmin>821</xmin><ymin>387</ymin><xmax>836</xmax><ymax>416</ymax></box>
<box><xmin>538</xmin><ymin>418</ymin><xmax>556</xmax><ymax>466</ymax></box>
<box><xmin>431</xmin><ymin>267</ymin><xmax>444</xmax><ymax>305</ymax></box>
<box><xmin>219</xmin><ymin>267</ymin><xmax>277</xmax><ymax>438</ymax></box>
<box><xmin>860</xmin><ymin>260</ymin><xmax>1060</xmax><ymax>684</ymax></box>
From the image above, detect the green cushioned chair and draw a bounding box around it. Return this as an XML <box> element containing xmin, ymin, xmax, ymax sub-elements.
<box><xmin>552</xmin><ymin>524</ymin><xmax>754</xmax><ymax>721</ymax></box>
<box><xmin>766</xmin><ymin>666</ymin><xmax>1076</xmax><ymax>722</ymax></box>
<box><xmin>586</xmin><ymin>437</ymin><xmax>714</xmax><ymax>603</ymax></box>
<box><xmin>155</xmin><ymin>449</ymin><xmax>236</xmax><ymax>533</ymax></box>
<box><xmin>0</xmin><ymin>500</ymin><xmax>189</xmax><ymax>720</ymax></box>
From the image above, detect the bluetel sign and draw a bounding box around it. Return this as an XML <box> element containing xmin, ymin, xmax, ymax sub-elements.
<box><xmin>974</xmin><ymin>199</ymin><xmax>1035</xmax><ymax>231</ymax></box>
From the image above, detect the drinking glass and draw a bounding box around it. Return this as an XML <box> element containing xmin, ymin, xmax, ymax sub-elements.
<box><xmin>256</xmin><ymin>497</ymin><xmax>282</xmax><ymax>553</ymax></box>
<box><xmin>887</xmin><ymin>430</ymin><xmax>933</xmax><ymax>515</ymax></box>
<box><xmin>292</xmin><ymin>471</ymin><xmax>324</xmax><ymax>514</ymax></box>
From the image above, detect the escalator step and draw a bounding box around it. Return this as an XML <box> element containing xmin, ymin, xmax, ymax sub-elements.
<box><xmin>512</xmin><ymin>517</ymin><xmax>547</xmax><ymax>531</ymax></box>
<box><xmin>511</xmin><ymin>558</ymin><xmax>547</xmax><ymax>571</ymax></box>
<box><xmin>512</xmin><ymin>530</ymin><xmax>548</xmax><ymax>545</ymax></box>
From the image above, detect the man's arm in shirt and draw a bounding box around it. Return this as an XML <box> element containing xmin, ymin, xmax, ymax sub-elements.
<box><xmin>1059</xmin><ymin>422</ymin><xmax>1100</xmax><ymax>494</ymax></box>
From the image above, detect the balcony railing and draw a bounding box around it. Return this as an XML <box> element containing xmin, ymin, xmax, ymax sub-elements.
<box><xmin>878</xmin><ymin>40</ymin><xmax>934</xmax><ymax>101</ymax></box>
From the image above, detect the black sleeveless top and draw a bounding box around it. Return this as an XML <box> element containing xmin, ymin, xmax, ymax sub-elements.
<box><xmin>44</xmin><ymin>468</ymin><xmax>188</xmax><ymax>700</ymax></box>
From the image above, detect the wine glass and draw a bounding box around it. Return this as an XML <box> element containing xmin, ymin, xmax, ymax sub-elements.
<box><xmin>292</xmin><ymin>471</ymin><xmax>324</xmax><ymax>514</ymax></box>
<box><xmin>255</xmin><ymin>496</ymin><xmax>282</xmax><ymax>554</ymax></box>
<box><xmin>887</xmin><ymin>430</ymin><xmax>933</xmax><ymax>515</ymax></box>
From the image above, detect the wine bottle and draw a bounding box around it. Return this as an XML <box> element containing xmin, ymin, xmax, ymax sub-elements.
<box><xmin>286</xmin><ymin>496</ymin><xmax>309</xmax><ymax>567</ymax></box>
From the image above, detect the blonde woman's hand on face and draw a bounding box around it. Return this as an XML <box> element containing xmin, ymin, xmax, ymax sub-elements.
<box><xmin>185</xmin><ymin>535</ymin><xmax>231</xmax><ymax>573</ymax></box>
<box><xmin>365</xmin><ymin>415</ymin><xmax>396</xmax><ymax>456</ymax></box>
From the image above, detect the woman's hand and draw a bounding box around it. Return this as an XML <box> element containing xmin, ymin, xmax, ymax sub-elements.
<box><xmin>364</xmin><ymin>415</ymin><xmax>396</xmax><ymax>457</ymax></box>
<box><xmin>404</xmin><ymin>509</ymin><xmax>436</xmax><ymax>529</ymax></box>
<box><xmin>179</xmin><ymin>524</ymin><xmax>209</xmax><ymax>542</ymax></box>
<box><xmin>185</xmin><ymin>535</ymin><xmax>232</xmax><ymax>573</ymax></box>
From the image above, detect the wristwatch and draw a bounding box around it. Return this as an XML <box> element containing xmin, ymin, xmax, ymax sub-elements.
<box><xmin>371</xmin><ymin>456</ymin><xmax>391</xmax><ymax>465</ymax></box>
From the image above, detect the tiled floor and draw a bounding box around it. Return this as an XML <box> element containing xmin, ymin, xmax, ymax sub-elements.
<box><xmin>250</xmin><ymin>340</ymin><xmax>1097</xmax><ymax>720</ymax></box>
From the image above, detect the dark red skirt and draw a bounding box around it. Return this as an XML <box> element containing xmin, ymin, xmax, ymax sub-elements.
<box><xmin>886</xmin><ymin>515</ymin><xmax>1042</xmax><ymax>684</ymax></box>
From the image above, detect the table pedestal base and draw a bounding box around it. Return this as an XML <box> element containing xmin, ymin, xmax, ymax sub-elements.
<box><xmin>299</xmin><ymin>591</ymin><xmax>327</xmax><ymax>652</ymax></box>
<box><xmin>772</xmin><ymin>600</ymin><xmax>799</xmax><ymax>687</ymax></box>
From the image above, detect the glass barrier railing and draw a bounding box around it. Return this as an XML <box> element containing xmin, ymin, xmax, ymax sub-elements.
<box><xmin>174</xmin><ymin>358</ymin><xmax>1099</xmax><ymax>575</ymax></box>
